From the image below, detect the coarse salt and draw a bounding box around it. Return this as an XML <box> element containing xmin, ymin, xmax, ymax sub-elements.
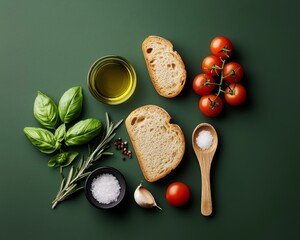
<box><xmin>196</xmin><ymin>130</ymin><xmax>213</xmax><ymax>150</ymax></box>
<box><xmin>91</xmin><ymin>173</ymin><xmax>121</xmax><ymax>204</ymax></box>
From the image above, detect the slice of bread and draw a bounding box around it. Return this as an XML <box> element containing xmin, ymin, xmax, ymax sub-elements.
<box><xmin>142</xmin><ymin>36</ymin><xmax>187</xmax><ymax>98</ymax></box>
<box><xmin>125</xmin><ymin>105</ymin><xmax>185</xmax><ymax>182</ymax></box>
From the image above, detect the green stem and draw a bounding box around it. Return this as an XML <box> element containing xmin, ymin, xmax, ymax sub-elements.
<box><xmin>215</xmin><ymin>58</ymin><xmax>226</xmax><ymax>99</ymax></box>
<box><xmin>219</xmin><ymin>89</ymin><xmax>229</xmax><ymax>94</ymax></box>
<box><xmin>205</xmin><ymin>81</ymin><xmax>221</xmax><ymax>86</ymax></box>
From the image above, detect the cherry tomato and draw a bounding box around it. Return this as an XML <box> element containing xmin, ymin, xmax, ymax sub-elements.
<box><xmin>224</xmin><ymin>83</ymin><xmax>247</xmax><ymax>106</ymax></box>
<box><xmin>199</xmin><ymin>94</ymin><xmax>223</xmax><ymax>117</ymax></box>
<box><xmin>166</xmin><ymin>182</ymin><xmax>190</xmax><ymax>207</ymax></box>
<box><xmin>223</xmin><ymin>62</ymin><xmax>244</xmax><ymax>83</ymax></box>
<box><xmin>210</xmin><ymin>36</ymin><xmax>233</xmax><ymax>59</ymax></box>
<box><xmin>201</xmin><ymin>55</ymin><xmax>222</xmax><ymax>76</ymax></box>
<box><xmin>192</xmin><ymin>73</ymin><xmax>215</xmax><ymax>96</ymax></box>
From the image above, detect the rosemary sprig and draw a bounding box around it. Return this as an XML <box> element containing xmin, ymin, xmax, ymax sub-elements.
<box><xmin>51</xmin><ymin>113</ymin><xmax>123</xmax><ymax>209</ymax></box>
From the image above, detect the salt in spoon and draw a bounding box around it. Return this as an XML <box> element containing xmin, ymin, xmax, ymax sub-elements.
<box><xmin>192</xmin><ymin>123</ymin><xmax>218</xmax><ymax>216</ymax></box>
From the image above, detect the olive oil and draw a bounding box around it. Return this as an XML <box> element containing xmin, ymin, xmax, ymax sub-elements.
<box><xmin>93</xmin><ymin>62</ymin><xmax>130</xmax><ymax>98</ymax></box>
<box><xmin>87</xmin><ymin>56</ymin><xmax>136</xmax><ymax>105</ymax></box>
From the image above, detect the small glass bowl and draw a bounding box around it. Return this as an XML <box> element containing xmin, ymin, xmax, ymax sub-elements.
<box><xmin>87</xmin><ymin>55</ymin><xmax>137</xmax><ymax>105</ymax></box>
<box><xmin>85</xmin><ymin>167</ymin><xmax>126</xmax><ymax>209</ymax></box>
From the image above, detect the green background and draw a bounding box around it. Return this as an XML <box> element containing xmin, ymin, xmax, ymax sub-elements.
<box><xmin>1</xmin><ymin>0</ymin><xmax>299</xmax><ymax>239</ymax></box>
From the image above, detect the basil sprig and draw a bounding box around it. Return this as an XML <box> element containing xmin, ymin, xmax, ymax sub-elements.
<box><xmin>24</xmin><ymin>86</ymin><xmax>102</xmax><ymax>168</ymax></box>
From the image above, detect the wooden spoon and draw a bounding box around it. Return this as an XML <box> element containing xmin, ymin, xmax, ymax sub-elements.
<box><xmin>192</xmin><ymin>123</ymin><xmax>218</xmax><ymax>216</ymax></box>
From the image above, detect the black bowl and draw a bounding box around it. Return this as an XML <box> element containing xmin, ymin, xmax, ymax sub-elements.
<box><xmin>85</xmin><ymin>167</ymin><xmax>126</xmax><ymax>209</ymax></box>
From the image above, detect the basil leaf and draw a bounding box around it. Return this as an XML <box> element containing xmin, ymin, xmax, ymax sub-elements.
<box><xmin>58</xmin><ymin>86</ymin><xmax>83</xmax><ymax>124</ymax></box>
<box><xmin>48</xmin><ymin>151</ymin><xmax>79</xmax><ymax>168</ymax></box>
<box><xmin>34</xmin><ymin>91</ymin><xmax>59</xmax><ymax>129</ymax></box>
<box><xmin>65</xmin><ymin>118</ymin><xmax>101</xmax><ymax>146</ymax></box>
<box><xmin>54</xmin><ymin>123</ymin><xmax>66</xmax><ymax>142</ymax></box>
<box><xmin>24</xmin><ymin>127</ymin><xmax>61</xmax><ymax>154</ymax></box>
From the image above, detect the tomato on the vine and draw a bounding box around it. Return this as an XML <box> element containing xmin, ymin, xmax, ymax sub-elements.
<box><xmin>210</xmin><ymin>36</ymin><xmax>233</xmax><ymax>59</ymax></box>
<box><xmin>194</xmin><ymin>36</ymin><xmax>247</xmax><ymax>117</ymax></box>
<box><xmin>224</xmin><ymin>83</ymin><xmax>247</xmax><ymax>106</ymax></box>
<box><xmin>223</xmin><ymin>62</ymin><xmax>244</xmax><ymax>83</ymax></box>
<box><xmin>199</xmin><ymin>94</ymin><xmax>223</xmax><ymax>117</ymax></box>
<box><xmin>192</xmin><ymin>73</ymin><xmax>215</xmax><ymax>96</ymax></box>
<box><xmin>201</xmin><ymin>55</ymin><xmax>222</xmax><ymax>76</ymax></box>
<box><xmin>166</xmin><ymin>182</ymin><xmax>190</xmax><ymax>207</ymax></box>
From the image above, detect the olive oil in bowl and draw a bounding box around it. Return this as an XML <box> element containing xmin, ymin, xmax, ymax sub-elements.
<box><xmin>87</xmin><ymin>56</ymin><xmax>136</xmax><ymax>105</ymax></box>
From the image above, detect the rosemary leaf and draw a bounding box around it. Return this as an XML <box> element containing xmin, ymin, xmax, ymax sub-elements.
<box><xmin>64</xmin><ymin>166</ymin><xmax>74</xmax><ymax>188</ymax></box>
<box><xmin>75</xmin><ymin>172</ymin><xmax>92</xmax><ymax>182</ymax></box>
<box><xmin>103</xmin><ymin>152</ymin><xmax>114</xmax><ymax>155</ymax></box>
<box><xmin>88</xmin><ymin>144</ymin><xmax>92</xmax><ymax>155</ymax></box>
<box><xmin>77</xmin><ymin>157</ymin><xmax>84</xmax><ymax>170</ymax></box>
<box><xmin>58</xmin><ymin>178</ymin><xmax>66</xmax><ymax>192</ymax></box>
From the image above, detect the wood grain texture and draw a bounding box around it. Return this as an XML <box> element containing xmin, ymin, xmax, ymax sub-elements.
<box><xmin>192</xmin><ymin>123</ymin><xmax>218</xmax><ymax>216</ymax></box>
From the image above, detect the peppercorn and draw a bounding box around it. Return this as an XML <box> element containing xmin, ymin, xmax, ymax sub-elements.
<box><xmin>115</xmin><ymin>137</ymin><xmax>133</xmax><ymax>160</ymax></box>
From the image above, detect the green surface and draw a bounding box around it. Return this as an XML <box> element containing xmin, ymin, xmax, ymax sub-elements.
<box><xmin>1</xmin><ymin>0</ymin><xmax>299</xmax><ymax>239</ymax></box>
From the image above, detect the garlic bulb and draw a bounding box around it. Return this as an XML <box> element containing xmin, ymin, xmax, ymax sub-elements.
<box><xmin>134</xmin><ymin>184</ymin><xmax>162</xmax><ymax>210</ymax></box>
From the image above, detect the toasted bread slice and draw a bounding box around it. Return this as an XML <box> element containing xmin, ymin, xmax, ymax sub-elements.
<box><xmin>125</xmin><ymin>105</ymin><xmax>185</xmax><ymax>182</ymax></box>
<box><xmin>142</xmin><ymin>36</ymin><xmax>186</xmax><ymax>98</ymax></box>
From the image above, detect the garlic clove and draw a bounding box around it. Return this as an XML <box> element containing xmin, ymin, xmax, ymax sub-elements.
<box><xmin>134</xmin><ymin>184</ymin><xmax>162</xmax><ymax>210</ymax></box>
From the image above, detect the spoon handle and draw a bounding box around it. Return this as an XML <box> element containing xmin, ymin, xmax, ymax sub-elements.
<box><xmin>201</xmin><ymin>169</ymin><xmax>212</xmax><ymax>216</ymax></box>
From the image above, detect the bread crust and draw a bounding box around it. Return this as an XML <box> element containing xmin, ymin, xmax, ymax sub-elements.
<box><xmin>125</xmin><ymin>105</ymin><xmax>185</xmax><ymax>182</ymax></box>
<box><xmin>142</xmin><ymin>36</ymin><xmax>187</xmax><ymax>98</ymax></box>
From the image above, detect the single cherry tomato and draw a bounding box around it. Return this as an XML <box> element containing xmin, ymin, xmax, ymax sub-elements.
<box><xmin>166</xmin><ymin>182</ymin><xmax>190</xmax><ymax>207</ymax></box>
<box><xmin>201</xmin><ymin>55</ymin><xmax>222</xmax><ymax>76</ymax></box>
<box><xmin>199</xmin><ymin>94</ymin><xmax>223</xmax><ymax>117</ymax></box>
<box><xmin>192</xmin><ymin>73</ymin><xmax>215</xmax><ymax>96</ymax></box>
<box><xmin>210</xmin><ymin>36</ymin><xmax>233</xmax><ymax>59</ymax></box>
<box><xmin>224</xmin><ymin>83</ymin><xmax>247</xmax><ymax>106</ymax></box>
<box><xmin>223</xmin><ymin>62</ymin><xmax>244</xmax><ymax>83</ymax></box>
